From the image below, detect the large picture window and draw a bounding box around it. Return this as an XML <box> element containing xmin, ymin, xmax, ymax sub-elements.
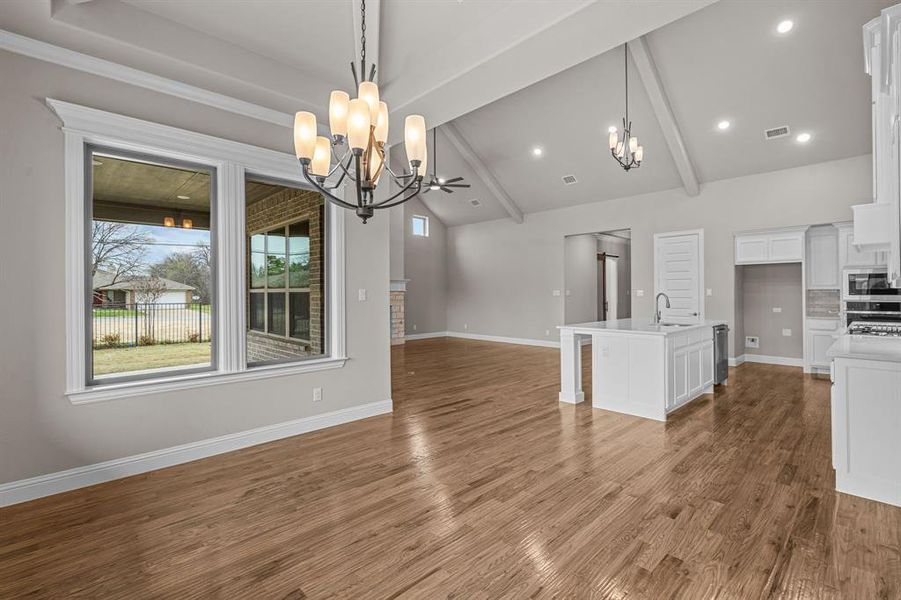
<box><xmin>87</xmin><ymin>147</ymin><xmax>216</xmax><ymax>384</ymax></box>
<box><xmin>245</xmin><ymin>178</ymin><xmax>326</xmax><ymax>366</ymax></box>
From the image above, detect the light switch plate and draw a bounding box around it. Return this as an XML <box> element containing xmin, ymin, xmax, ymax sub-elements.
<box><xmin>552</xmin><ymin>290</ymin><xmax>561</xmax><ymax>297</ymax></box>
<box><xmin>706</xmin><ymin>288</ymin><xmax>713</xmax><ymax>297</ymax></box>
<box><xmin>312</xmin><ymin>387</ymin><xmax>322</xmax><ymax>402</ymax></box>
<box><xmin>358</xmin><ymin>288</ymin><xmax>367</xmax><ymax>302</ymax></box>
<box><xmin>636</xmin><ymin>290</ymin><xmax>645</xmax><ymax>297</ymax></box>
<box><xmin>782</xmin><ymin>328</ymin><xmax>792</xmax><ymax>336</ymax></box>
<box><xmin>772</xmin><ymin>307</ymin><xmax>782</xmax><ymax>313</ymax></box>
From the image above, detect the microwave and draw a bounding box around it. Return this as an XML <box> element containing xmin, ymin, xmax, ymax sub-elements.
<box><xmin>843</xmin><ymin>268</ymin><xmax>901</xmax><ymax>302</ymax></box>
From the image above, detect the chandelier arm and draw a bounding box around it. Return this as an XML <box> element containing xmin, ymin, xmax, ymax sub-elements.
<box><xmin>372</xmin><ymin>181</ymin><xmax>424</xmax><ymax>210</ymax></box>
<box><xmin>300</xmin><ymin>164</ymin><xmax>359</xmax><ymax>210</ymax></box>
<box><xmin>383</xmin><ymin>161</ymin><xmax>413</xmax><ymax>181</ymax></box>
<box><xmin>327</xmin><ymin>145</ymin><xmax>351</xmax><ymax>178</ymax></box>
<box><xmin>335</xmin><ymin>152</ymin><xmax>359</xmax><ymax>182</ymax></box>
<box><xmin>369</xmin><ymin>173</ymin><xmax>422</xmax><ymax>208</ymax></box>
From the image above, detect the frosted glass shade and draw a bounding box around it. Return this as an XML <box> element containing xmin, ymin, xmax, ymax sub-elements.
<box><xmin>608</xmin><ymin>131</ymin><xmax>618</xmax><ymax>150</ymax></box>
<box><xmin>369</xmin><ymin>149</ymin><xmax>384</xmax><ymax>186</ymax></box>
<box><xmin>629</xmin><ymin>137</ymin><xmax>638</xmax><ymax>153</ymax></box>
<box><xmin>293</xmin><ymin>111</ymin><xmax>317</xmax><ymax>160</ymax></box>
<box><xmin>347</xmin><ymin>99</ymin><xmax>371</xmax><ymax>151</ymax></box>
<box><xmin>615</xmin><ymin>142</ymin><xmax>624</xmax><ymax>157</ymax></box>
<box><xmin>634</xmin><ymin>146</ymin><xmax>644</xmax><ymax>162</ymax></box>
<box><xmin>358</xmin><ymin>81</ymin><xmax>380</xmax><ymax>123</ymax></box>
<box><xmin>329</xmin><ymin>91</ymin><xmax>350</xmax><ymax>138</ymax></box>
<box><xmin>374</xmin><ymin>102</ymin><xmax>389</xmax><ymax>144</ymax></box>
<box><xmin>311</xmin><ymin>136</ymin><xmax>331</xmax><ymax>177</ymax></box>
<box><xmin>404</xmin><ymin>115</ymin><xmax>426</xmax><ymax>165</ymax></box>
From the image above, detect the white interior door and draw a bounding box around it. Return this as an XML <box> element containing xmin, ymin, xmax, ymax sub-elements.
<box><xmin>654</xmin><ymin>230</ymin><xmax>704</xmax><ymax>324</ymax></box>
<box><xmin>605</xmin><ymin>258</ymin><xmax>618</xmax><ymax>320</ymax></box>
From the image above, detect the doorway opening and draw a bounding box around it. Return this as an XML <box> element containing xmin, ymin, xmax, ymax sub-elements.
<box><xmin>564</xmin><ymin>229</ymin><xmax>632</xmax><ymax>324</ymax></box>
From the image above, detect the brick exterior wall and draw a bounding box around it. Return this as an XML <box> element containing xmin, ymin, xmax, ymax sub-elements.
<box><xmin>390</xmin><ymin>291</ymin><xmax>405</xmax><ymax>345</ymax></box>
<box><xmin>246</xmin><ymin>187</ymin><xmax>324</xmax><ymax>363</ymax></box>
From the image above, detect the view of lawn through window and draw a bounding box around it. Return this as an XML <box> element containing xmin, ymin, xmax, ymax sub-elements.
<box><xmin>89</xmin><ymin>151</ymin><xmax>214</xmax><ymax>381</ymax></box>
<box><xmin>246</xmin><ymin>178</ymin><xmax>326</xmax><ymax>365</ymax></box>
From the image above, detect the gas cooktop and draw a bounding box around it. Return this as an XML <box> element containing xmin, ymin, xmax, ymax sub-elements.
<box><xmin>848</xmin><ymin>321</ymin><xmax>901</xmax><ymax>337</ymax></box>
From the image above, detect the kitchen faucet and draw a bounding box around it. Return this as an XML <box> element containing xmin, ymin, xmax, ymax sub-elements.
<box><xmin>655</xmin><ymin>292</ymin><xmax>671</xmax><ymax>324</ymax></box>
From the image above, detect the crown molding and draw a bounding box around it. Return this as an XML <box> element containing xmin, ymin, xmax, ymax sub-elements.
<box><xmin>0</xmin><ymin>29</ymin><xmax>296</xmax><ymax>129</ymax></box>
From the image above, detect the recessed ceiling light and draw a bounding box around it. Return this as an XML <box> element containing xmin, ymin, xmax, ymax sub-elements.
<box><xmin>607</xmin><ymin>125</ymin><xmax>617</xmax><ymax>133</ymax></box>
<box><xmin>532</xmin><ymin>147</ymin><xmax>543</xmax><ymax>157</ymax></box>
<box><xmin>717</xmin><ymin>120</ymin><xmax>731</xmax><ymax>131</ymax></box>
<box><xmin>795</xmin><ymin>132</ymin><xmax>811</xmax><ymax>143</ymax></box>
<box><xmin>776</xmin><ymin>20</ymin><xmax>794</xmax><ymax>34</ymax></box>
<box><xmin>177</xmin><ymin>195</ymin><xmax>191</xmax><ymax>200</ymax></box>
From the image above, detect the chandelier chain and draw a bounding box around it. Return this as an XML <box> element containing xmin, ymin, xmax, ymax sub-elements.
<box><xmin>360</xmin><ymin>0</ymin><xmax>367</xmax><ymax>65</ymax></box>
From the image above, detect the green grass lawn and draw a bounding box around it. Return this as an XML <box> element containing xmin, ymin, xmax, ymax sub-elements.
<box><xmin>93</xmin><ymin>342</ymin><xmax>211</xmax><ymax>376</ymax></box>
<box><xmin>93</xmin><ymin>307</ymin><xmax>140</xmax><ymax>317</ymax></box>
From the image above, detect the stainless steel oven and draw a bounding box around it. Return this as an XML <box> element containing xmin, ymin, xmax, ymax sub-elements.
<box><xmin>842</xmin><ymin>268</ymin><xmax>901</xmax><ymax>302</ymax></box>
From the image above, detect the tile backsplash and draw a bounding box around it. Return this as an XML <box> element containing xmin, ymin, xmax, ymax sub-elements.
<box><xmin>807</xmin><ymin>289</ymin><xmax>840</xmax><ymax>318</ymax></box>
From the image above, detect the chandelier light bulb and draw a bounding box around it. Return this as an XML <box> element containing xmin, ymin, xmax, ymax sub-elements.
<box><xmin>358</xmin><ymin>81</ymin><xmax>381</xmax><ymax>123</ymax></box>
<box><xmin>404</xmin><ymin>115</ymin><xmax>427</xmax><ymax>166</ymax></box>
<box><xmin>629</xmin><ymin>137</ymin><xmax>638</xmax><ymax>153</ymax></box>
<box><xmin>374</xmin><ymin>101</ymin><xmax>389</xmax><ymax>144</ymax></box>
<box><xmin>608</xmin><ymin>131</ymin><xmax>618</xmax><ymax>150</ymax></box>
<box><xmin>346</xmin><ymin>99</ymin><xmax>371</xmax><ymax>151</ymax></box>
<box><xmin>310</xmin><ymin>136</ymin><xmax>332</xmax><ymax>177</ymax></box>
<box><xmin>293</xmin><ymin>111</ymin><xmax>318</xmax><ymax>160</ymax></box>
<box><xmin>634</xmin><ymin>146</ymin><xmax>644</xmax><ymax>162</ymax></box>
<box><xmin>328</xmin><ymin>91</ymin><xmax>350</xmax><ymax>138</ymax></box>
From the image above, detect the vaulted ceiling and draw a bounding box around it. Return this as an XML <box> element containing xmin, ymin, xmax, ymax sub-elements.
<box><xmin>0</xmin><ymin>0</ymin><xmax>892</xmax><ymax>226</ymax></box>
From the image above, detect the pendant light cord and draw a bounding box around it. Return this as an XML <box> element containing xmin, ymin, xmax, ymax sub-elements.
<box><xmin>624</xmin><ymin>42</ymin><xmax>629</xmax><ymax>129</ymax></box>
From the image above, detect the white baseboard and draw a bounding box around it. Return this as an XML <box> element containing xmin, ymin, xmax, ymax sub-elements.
<box><xmin>729</xmin><ymin>355</ymin><xmax>745</xmax><ymax>367</ymax></box>
<box><xmin>741</xmin><ymin>354</ymin><xmax>804</xmax><ymax>367</ymax></box>
<box><xmin>404</xmin><ymin>331</ymin><xmax>449</xmax><ymax>341</ymax></box>
<box><xmin>446</xmin><ymin>331</ymin><xmax>559</xmax><ymax>348</ymax></box>
<box><xmin>0</xmin><ymin>399</ymin><xmax>392</xmax><ymax>508</ymax></box>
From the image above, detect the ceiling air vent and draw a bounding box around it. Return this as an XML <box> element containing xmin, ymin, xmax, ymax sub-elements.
<box><xmin>562</xmin><ymin>174</ymin><xmax>578</xmax><ymax>185</ymax></box>
<box><xmin>764</xmin><ymin>125</ymin><xmax>791</xmax><ymax>140</ymax></box>
<box><xmin>469</xmin><ymin>199</ymin><xmax>481</xmax><ymax>207</ymax></box>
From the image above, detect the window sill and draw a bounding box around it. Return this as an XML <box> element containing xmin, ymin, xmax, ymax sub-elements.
<box><xmin>67</xmin><ymin>356</ymin><xmax>348</xmax><ymax>405</ymax></box>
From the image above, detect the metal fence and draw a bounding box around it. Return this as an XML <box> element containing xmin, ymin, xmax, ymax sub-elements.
<box><xmin>92</xmin><ymin>303</ymin><xmax>212</xmax><ymax>348</ymax></box>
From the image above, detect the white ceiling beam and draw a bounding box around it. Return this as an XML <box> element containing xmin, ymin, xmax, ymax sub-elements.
<box><xmin>628</xmin><ymin>36</ymin><xmax>700</xmax><ymax>197</ymax></box>
<box><xmin>441</xmin><ymin>123</ymin><xmax>524</xmax><ymax>224</ymax></box>
<box><xmin>351</xmin><ymin>0</ymin><xmax>380</xmax><ymax>84</ymax></box>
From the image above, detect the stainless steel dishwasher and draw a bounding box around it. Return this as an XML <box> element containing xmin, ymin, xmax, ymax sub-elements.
<box><xmin>714</xmin><ymin>324</ymin><xmax>729</xmax><ymax>384</ymax></box>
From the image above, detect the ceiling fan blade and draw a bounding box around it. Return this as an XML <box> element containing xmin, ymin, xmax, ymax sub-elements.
<box><xmin>443</xmin><ymin>177</ymin><xmax>464</xmax><ymax>184</ymax></box>
<box><xmin>444</xmin><ymin>184</ymin><xmax>471</xmax><ymax>188</ymax></box>
<box><xmin>421</xmin><ymin>187</ymin><xmax>431</xmax><ymax>194</ymax></box>
<box><xmin>441</xmin><ymin>187</ymin><xmax>453</xmax><ymax>193</ymax></box>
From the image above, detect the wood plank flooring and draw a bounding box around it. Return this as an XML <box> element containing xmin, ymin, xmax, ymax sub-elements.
<box><xmin>1</xmin><ymin>337</ymin><xmax>900</xmax><ymax>598</ymax></box>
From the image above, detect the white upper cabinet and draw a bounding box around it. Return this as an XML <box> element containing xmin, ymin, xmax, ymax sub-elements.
<box><xmin>735</xmin><ymin>227</ymin><xmax>806</xmax><ymax>265</ymax></box>
<box><xmin>837</xmin><ymin>222</ymin><xmax>886</xmax><ymax>269</ymax></box>
<box><xmin>806</xmin><ymin>225</ymin><xmax>839</xmax><ymax>289</ymax></box>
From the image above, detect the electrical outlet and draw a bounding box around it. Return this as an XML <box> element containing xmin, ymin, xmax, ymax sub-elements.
<box><xmin>745</xmin><ymin>336</ymin><xmax>760</xmax><ymax>349</ymax></box>
<box><xmin>545</xmin><ymin>329</ymin><xmax>550</xmax><ymax>336</ymax></box>
<box><xmin>772</xmin><ymin>307</ymin><xmax>782</xmax><ymax>313</ymax></box>
<box><xmin>782</xmin><ymin>328</ymin><xmax>792</xmax><ymax>337</ymax></box>
<box><xmin>565</xmin><ymin>289</ymin><xmax>571</xmax><ymax>296</ymax></box>
<box><xmin>464</xmin><ymin>323</ymin><xmax>468</xmax><ymax>330</ymax></box>
<box><xmin>552</xmin><ymin>290</ymin><xmax>561</xmax><ymax>297</ymax></box>
<box><xmin>635</xmin><ymin>289</ymin><xmax>645</xmax><ymax>297</ymax></box>
<box><xmin>706</xmin><ymin>288</ymin><xmax>713</xmax><ymax>297</ymax></box>
<box><xmin>358</xmin><ymin>288</ymin><xmax>367</xmax><ymax>302</ymax></box>
<box><xmin>412</xmin><ymin>324</ymin><xmax>417</xmax><ymax>331</ymax></box>
<box><xmin>312</xmin><ymin>387</ymin><xmax>322</xmax><ymax>402</ymax></box>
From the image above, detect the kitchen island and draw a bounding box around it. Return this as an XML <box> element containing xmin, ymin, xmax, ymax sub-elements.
<box><xmin>827</xmin><ymin>335</ymin><xmax>901</xmax><ymax>507</ymax></box>
<box><xmin>559</xmin><ymin>319</ymin><xmax>725</xmax><ymax>421</ymax></box>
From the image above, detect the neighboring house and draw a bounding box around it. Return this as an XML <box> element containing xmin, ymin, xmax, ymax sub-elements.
<box><xmin>92</xmin><ymin>272</ymin><xmax>195</xmax><ymax>305</ymax></box>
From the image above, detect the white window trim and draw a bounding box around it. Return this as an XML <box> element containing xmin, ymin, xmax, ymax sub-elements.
<box><xmin>412</xmin><ymin>214</ymin><xmax>429</xmax><ymax>237</ymax></box>
<box><xmin>49</xmin><ymin>99</ymin><xmax>347</xmax><ymax>404</ymax></box>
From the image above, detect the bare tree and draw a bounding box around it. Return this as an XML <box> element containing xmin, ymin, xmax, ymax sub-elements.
<box><xmin>91</xmin><ymin>221</ymin><xmax>151</xmax><ymax>283</ymax></box>
<box><xmin>133</xmin><ymin>276</ymin><xmax>168</xmax><ymax>342</ymax></box>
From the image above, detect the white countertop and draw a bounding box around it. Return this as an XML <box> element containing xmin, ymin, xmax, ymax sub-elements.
<box><xmin>827</xmin><ymin>334</ymin><xmax>901</xmax><ymax>363</ymax></box>
<box><xmin>559</xmin><ymin>318</ymin><xmax>727</xmax><ymax>336</ymax></box>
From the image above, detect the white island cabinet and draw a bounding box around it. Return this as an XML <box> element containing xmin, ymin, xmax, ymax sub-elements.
<box><xmin>827</xmin><ymin>337</ymin><xmax>901</xmax><ymax>507</ymax></box>
<box><xmin>559</xmin><ymin>319</ymin><xmax>724</xmax><ymax>422</ymax></box>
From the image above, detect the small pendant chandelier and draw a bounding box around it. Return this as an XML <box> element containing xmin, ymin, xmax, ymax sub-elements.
<box><xmin>608</xmin><ymin>42</ymin><xmax>643</xmax><ymax>171</ymax></box>
<box><xmin>292</xmin><ymin>0</ymin><xmax>426</xmax><ymax>223</ymax></box>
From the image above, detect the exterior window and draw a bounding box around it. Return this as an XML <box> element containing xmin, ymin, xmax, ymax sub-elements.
<box><xmin>87</xmin><ymin>148</ymin><xmax>215</xmax><ymax>383</ymax></box>
<box><xmin>245</xmin><ymin>178</ymin><xmax>326</xmax><ymax>366</ymax></box>
<box><xmin>412</xmin><ymin>215</ymin><xmax>429</xmax><ymax>237</ymax></box>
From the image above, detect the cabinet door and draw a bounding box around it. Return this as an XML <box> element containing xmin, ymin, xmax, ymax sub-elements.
<box><xmin>768</xmin><ymin>232</ymin><xmax>805</xmax><ymax>262</ymax></box>
<box><xmin>672</xmin><ymin>349</ymin><xmax>690</xmax><ymax>405</ymax></box>
<box><xmin>700</xmin><ymin>341</ymin><xmax>714</xmax><ymax>388</ymax></box>
<box><xmin>810</xmin><ymin>332</ymin><xmax>835</xmax><ymax>368</ymax></box>
<box><xmin>688</xmin><ymin>346</ymin><xmax>702</xmax><ymax>397</ymax></box>
<box><xmin>735</xmin><ymin>235</ymin><xmax>769</xmax><ymax>264</ymax></box>
<box><xmin>807</xmin><ymin>229</ymin><xmax>839</xmax><ymax>289</ymax></box>
<box><xmin>840</xmin><ymin>226</ymin><xmax>880</xmax><ymax>267</ymax></box>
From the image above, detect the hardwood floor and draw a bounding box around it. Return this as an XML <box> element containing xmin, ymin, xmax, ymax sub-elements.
<box><xmin>2</xmin><ymin>338</ymin><xmax>900</xmax><ymax>598</ymax></box>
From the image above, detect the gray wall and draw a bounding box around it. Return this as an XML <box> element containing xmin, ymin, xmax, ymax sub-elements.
<box><xmin>0</xmin><ymin>50</ymin><xmax>391</xmax><ymax>485</ymax></box>
<box><xmin>446</xmin><ymin>154</ymin><xmax>870</xmax><ymax>357</ymax></box>
<box><xmin>404</xmin><ymin>196</ymin><xmax>447</xmax><ymax>335</ymax></box>
<box><xmin>563</xmin><ymin>234</ymin><xmax>598</xmax><ymax>324</ymax></box>
<box><xmin>739</xmin><ymin>264</ymin><xmax>804</xmax><ymax>359</ymax></box>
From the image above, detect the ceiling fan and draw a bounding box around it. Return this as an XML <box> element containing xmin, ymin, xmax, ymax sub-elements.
<box><xmin>422</xmin><ymin>129</ymin><xmax>471</xmax><ymax>194</ymax></box>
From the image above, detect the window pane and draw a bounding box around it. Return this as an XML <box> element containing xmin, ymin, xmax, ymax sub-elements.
<box><xmin>245</xmin><ymin>178</ymin><xmax>326</xmax><ymax>366</ymax></box>
<box><xmin>266</xmin><ymin>228</ymin><xmax>286</xmax><ymax>288</ymax></box>
<box><xmin>89</xmin><ymin>151</ymin><xmax>214</xmax><ymax>381</ymax></box>
<box><xmin>290</xmin><ymin>292</ymin><xmax>310</xmax><ymax>340</ymax></box>
<box><xmin>249</xmin><ymin>293</ymin><xmax>264</xmax><ymax>332</ymax></box>
<box><xmin>412</xmin><ymin>216</ymin><xmax>427</xmax><ymax>236</ymax></box>
<box><xmin>250</xmin><ymin>232</ymin><xmax>265</xmax><ymax>253</ymax></box>
<box><xmin>267</xmin><ymin>292</ymin><xmax>285</xmax><ymax>335</ymax></box>
<box><xmin>250</xmin><ymin>251</ymin><xmax>266</xmax><ymax>289</ymax></box>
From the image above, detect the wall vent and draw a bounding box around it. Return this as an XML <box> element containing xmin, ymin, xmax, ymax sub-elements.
<box><xmin>562</xmin><ymin>174</ymin><xmax>578</xmax><ymax>185</ymax></box>
<box><xmin>764</xmin><ymin>125</ymin><xmax>790</xmax><ymax>140</ymax></box>
<box><xmin>469</xmin><ymin>198</ymin><xmax>481</xmax><ymax>207</ymax></box>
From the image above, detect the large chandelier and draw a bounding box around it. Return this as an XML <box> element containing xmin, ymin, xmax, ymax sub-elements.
<box><xmin>292</xmin><ymin>0</ymin><xmax>426</xmax><ymax>223</ymax></box>
<box><xmin>608</xmin><ymin>42</ymin><xmax>643</xmax><ymax>171</ymax></box>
